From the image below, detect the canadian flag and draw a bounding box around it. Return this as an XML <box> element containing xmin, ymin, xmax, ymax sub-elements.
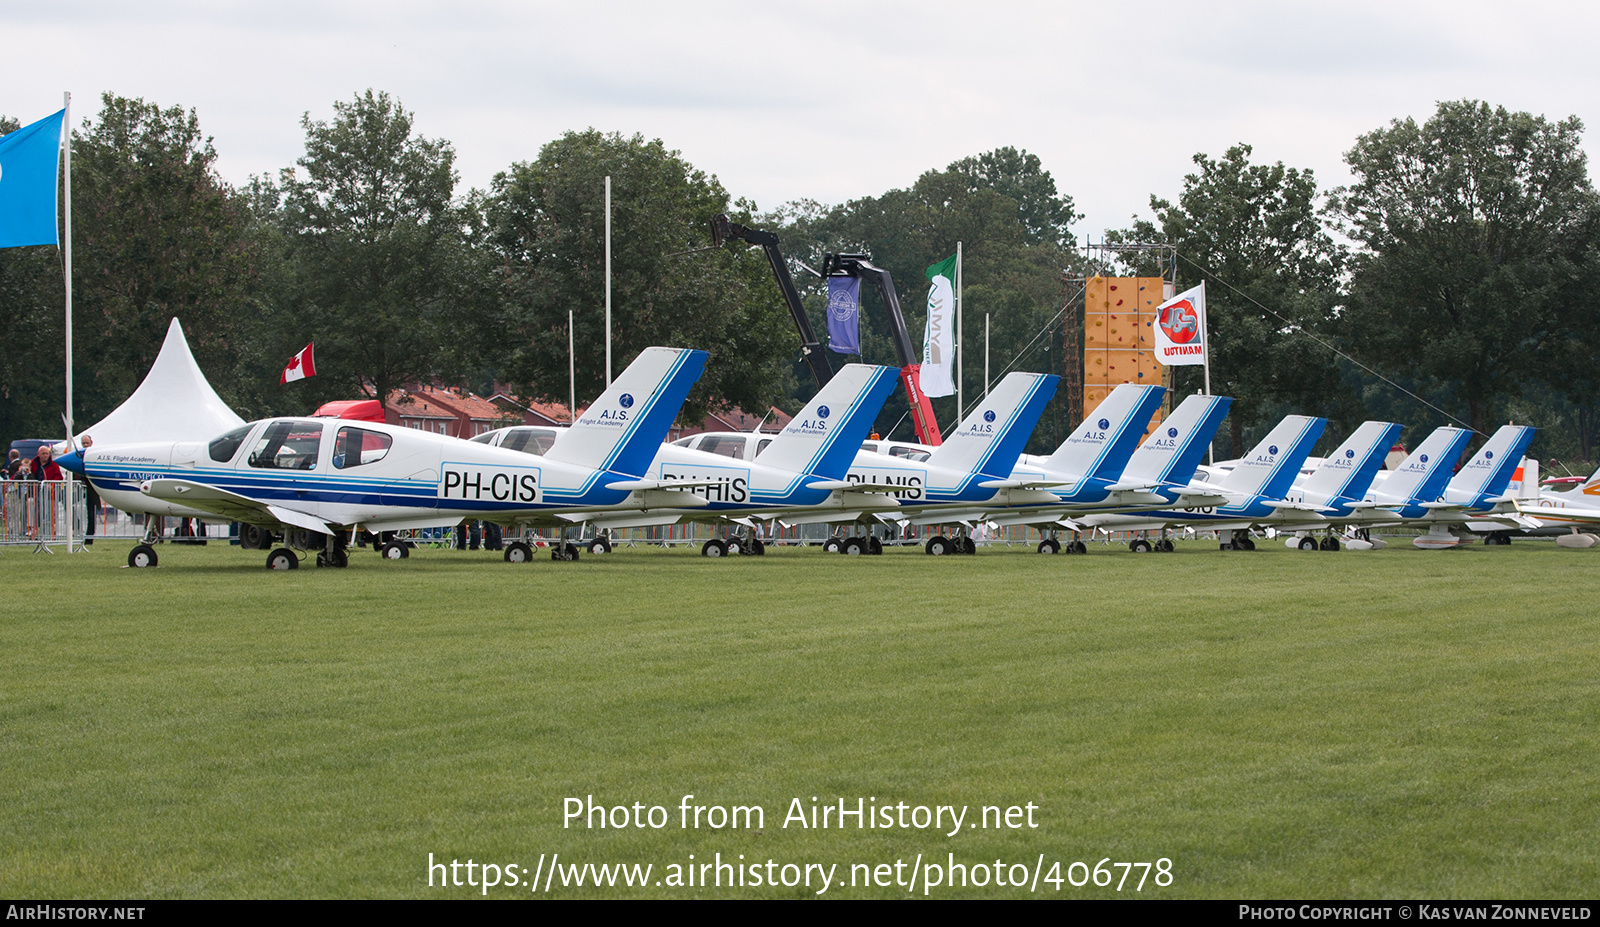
<box><xmin>281</xmin><ymin>343</ymin><xmax>316</xmax><ymax>384</ymax></box>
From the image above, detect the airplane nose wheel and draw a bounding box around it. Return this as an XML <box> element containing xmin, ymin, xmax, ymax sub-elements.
<box><xmin>127</xmin><ymin>544</ymin><xmax>158</xmax><ymax>568</ymax></box>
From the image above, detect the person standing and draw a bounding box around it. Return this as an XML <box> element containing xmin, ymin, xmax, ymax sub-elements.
<box><xmin>30</xmin><ymin>444</ymin><xmax>62</xmax><ymax>481</ymax></box>
<box><xmin>6</xmin><ymin>449</ymin><xmax>21</xmax><ymax>479</ymax></box>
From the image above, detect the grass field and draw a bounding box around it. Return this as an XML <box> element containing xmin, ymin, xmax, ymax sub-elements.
<box><xmin>1</xmin><ymin>537</ymin><xmax>1596</xmax><ymax>898</ymax></box>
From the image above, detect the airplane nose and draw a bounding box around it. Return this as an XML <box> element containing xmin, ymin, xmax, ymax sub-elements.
<box><xmin>56</xmin><ymin>451</ymin><xmax>85</xmax><ymax>474</ymax></box>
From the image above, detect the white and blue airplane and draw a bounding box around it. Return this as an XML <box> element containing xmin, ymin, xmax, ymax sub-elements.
<box><xmin>1390</xmin><ymin>424</ymin><xmax>1538</xmax><ymax>548</ymax></box>
<box><xmin>980</xmin><ymin>390</ymin><xmax>1235</xmax><ymax>552</ymax></box>
<box><xmin>477</xmin><ymin>369</ymin><xmax>1060</xmax><ymax>556</ymax></box>
<box><xmin>797</xmin><ymin>372</ymin><xmax>1062</xmax><ymax>554</ymax></box>
<box><xmin>1247</xmin><ymin>420</ymin><xmax>1404</xmax><ymax>549</ymax></box>
<box><xmin>472</xmin><ymin>363</ymin><xmax>903</xmax><ymax>556</ymax></box>
<box><xmin>1077</xmin><ymin>413</ymin><xmax>1329</xmax><ymax>550</ymax></box>
<box><xmin>58</xmin><ymin>347</ymin><xmax>710</xmax><ymax>569</ymax></box>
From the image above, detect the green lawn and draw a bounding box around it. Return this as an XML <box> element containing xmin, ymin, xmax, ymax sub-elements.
<box><xmin>1</xmin><ymin>538</ymin><xmax>1595</xmax><ymax>898</ymax></box>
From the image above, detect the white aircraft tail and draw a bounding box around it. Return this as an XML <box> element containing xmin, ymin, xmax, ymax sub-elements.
<box><xmin>1042</xmin><ymin>384</ymin><xmax>1165</xmax><ymax>480</ymax></box>
<box><xmin>926</xmin><ymin>372</ymin><xmax>1060</xmax><ymax>479</ymax></box>
<box><xmin>1443</xmin><ymin>424</ymin><xmax>1538</xmax><ymax>504</ymax></box>
<box><xmin>1375</xmin><ymin>426</ymin><xmax>1472</xmax><ymax>503</ymax></box>
<box><xmin>1120</xmin><ymin>392</ymin><xmax>1231</xmax><ymax>486</ymax></box>
<box><xmin>1221</xmin><ymin>415</ymin><xmax>1327</xmax><ymax>498</ymax></box>
<box><xmin>1553</xmin><ymin>461</ymin><xmax>1600</xmax><ymax>500</ymax></box>
<box><xmin>754</xmin><ymin>364</ymin><xmax>899</xmax><ymax>478</ymax></box>
<box><xmin>1299</xmin><ymin>421</ymin><xmax>1402</xmax><ymax>501</ymax></box>
<box><xmin>543</xmin><ymin>347</ymin><xmax>708</xmax><ymax>477</ymax></box>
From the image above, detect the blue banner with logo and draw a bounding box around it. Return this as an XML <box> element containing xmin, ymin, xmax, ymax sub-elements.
<box><xmin>826</xmin><ymin>275</ymin><xmax>861</xmax><ymax>355</ymax></box>
<box><xmin>0</xmin><ymin>109</ymin><xmax>66</xmax><ymax>249</ymax></box>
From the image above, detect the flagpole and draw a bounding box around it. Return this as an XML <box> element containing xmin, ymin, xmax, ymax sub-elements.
<box><xmin>955</xmin><ymin>240</ymin><xmax>963</xmax><ymax>418</ymax></box>
<box><xmin>1201</xmin><ymin>279</ymin><xmax>1213</xmax><ymax>465</ymax></box>
<box><xmin>604</xmin><ymin>175</ymin><xmax>612</xmax><ymax>387</ymax></box>
<box><xmin>63</xmin><ymin>90</ymin><xmax>75</xmax><ymax>553</ymax></box>
<box><xmin>569</xmin><ymin>309</ymin><xmax>577</xmax><ymax>426</ymax></box>
<box><xmin>1200</xmin><ymin>280</ymin><xmax>1210</xmax><ymax>397</ymax></box>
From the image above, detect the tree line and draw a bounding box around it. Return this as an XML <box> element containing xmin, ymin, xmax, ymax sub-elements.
<box><xmin>2</xmin><ymin>92</ymin><xmax>1597</xmax><ymax>467</ymax></box>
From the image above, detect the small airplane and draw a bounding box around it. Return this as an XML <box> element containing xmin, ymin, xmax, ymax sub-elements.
<box><xmin>1508</xmin><ymin>463</ymin><xmax>1600</xmax><ymax>547</ymax></box>
<box><xmin>1386</xmin><ymin>424</ymin><xmax>1537</xmax><ymax>548</ymax></box>
<box><xmin>979</xmin><ymin>390</ymin><xmax>1234</xmax><ymax>552</ymax></box>
<box><xmin>806</xmin><ymin>371</ymin><xmax>1063</xmax><ymax>554</ymax></box>
<box><xmin>475</xmin><ymin>363</ymin><xmax>903</xmax><ymax>556</ymax></box>
<box><xmin>1076</xmin><ymin>413</ymin><xmax>1329</xmax><ymax>550</ymax></box>
<box><xmin>57</xmin><ymin>347</ymin><xmax>711</xmax><ymax>568</ymax></box>
<box><xmin>1246</xmin><ymin>420</ymin><xmax>1404</xmax><ymax>549</ymax></box>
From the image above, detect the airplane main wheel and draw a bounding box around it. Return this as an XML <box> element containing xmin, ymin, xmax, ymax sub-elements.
<box><xmin>1241</xmin><ymin>537</ymin><xmax>1256</xmax><ymax>551</ymax></box>
<box><xmin>701</xmin><ymin>539</ymin><xmax>726</xmax><ymax>558</ymax></box>
<box><xmin>926</xmin><ymin>536</ymin><xmax>952</xmax><ymax>556</ymax></box>
<box><xmin>1320</xmin><ymin>536</ymin><xmax>1340</xmax><ymax>551</ymax></box>
<box><xmin>1038</xmin><ymin>539</ymin><xmax>1060</xmax><ymax>554</ymax></box>
<box><xmin>726</xmin><ymin>538</ymin><xmax>744</xmax><ymax>556</ymax></box>
<box><xmin>128</xmin><ymin>544</ymin><xmax>158</xmax><ymax>568</ymax></box>
<box><xmin>843</xmin><ymin>537</ymin><xmax>868</xmax><ymax>555</ymax></box>
<box><xmin>266</xmin><ymin>548</ymin><xmax>298</xmax><ymax>571</ymax></box>
<box><xmin>1299</xmin><ymin>537</ymin><xmax>1318</xmax><ymax>552</ymax></box>
<box><xmin>822</xmin><ymin>536</ymin><xmax>844</xmax><ymax>554</ymax></box>
<box><xmin>868</xmin><ymin>537</ymin><xmax>882</xmax><ymax>555</ymax></box>
<box><xmin>1157</xmin><ymin>539</ymin><xmax>1175</xmax><ymax>553</ymax></box>
<box><xmin>504</xmin><ymin>542</ymin><xmax>532</xmax><ymax>563</ymax></box>
<box><xmin>1130</xmin><ymin>539</ymin><xmax>1152</xmax><ymax>553</ymax></box>
<box><xmin>379</xmin><ymin>541</ymin><xmax>406</xmax><ymax>560</ymax></box>
<box><xmin>587</xmin><ymin>537</ymin><xmax>612</xmax><ymax>555</ymax></box>
<box><xmin>565</xmin><ymin>543</ymin><xmax>580</xmax><ymax>561</ymax></box>
<box><xmin>1073</xmin><ymin>541</ymin><xmax>1088</xmax><ymax>554</ymax></box>
<box><xmin>749</xmin><ymin>538</ymin><xmax>766</xmax><ymax>556</ymax></box>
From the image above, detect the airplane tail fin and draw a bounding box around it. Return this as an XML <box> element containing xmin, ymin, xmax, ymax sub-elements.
<box><xmin>1374</xmin><ymin>426</ymin><xmax>1472</xmax><ymax>503</ymax></box>
<box><xmin>1042</xmin><ymin>384</ymin><xmax>1165</xmax><ymax>481</ymax></box>
<box><xmin>543</xmin><ymin>347</ymin><xmax>708</xmax><ymax>477</ymax></box>
<box><xmin>925</xmin><ymin>372</ymin><xmax>1059</xmax><ymax>479</ymax></box>
<box><xmin>1220</xmin><ymin>415</ymin><xmax>1327</xmax><ymax>499</ymax></box>
<box><xmin>753</xmin><ymin>364</ymin><xmax>899</xmax><ymax>478</ymax></box>
<box><xmin>1119</xmin><ymin>392</ymin><xmax>1231</xmax><ymax>486</ymax></box>
<box><xmin>1442</xmin><ymin>424</ymin><xmax>1537</xmax><ymax>504</ymax></box>
<box><xmin>1299</xmin><ymin>421</ymin><xmax>1402</xmax><ymax>501</ymax></box>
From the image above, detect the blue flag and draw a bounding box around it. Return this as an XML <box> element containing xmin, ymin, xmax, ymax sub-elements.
<box><xmin>826</xmin><ymin>275</ymin><xmax>861</xmax><ymax>354</ymax></box>
<box><xmin>0</xmin><ymin>109</ymin><xmax>66</xmax><ymax>249</ymax></box>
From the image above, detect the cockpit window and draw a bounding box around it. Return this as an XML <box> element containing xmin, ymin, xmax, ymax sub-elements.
<box><xmin>500</xmin><ymin>428</ymin><xmax>559</xmax><ymax>456</ymax></box>
<box><xmin>889</xmin><ymin>446</ymin><xmax>931</xmax><ymax>462</ymax></box>
<box><xmin>247</xmin><ymin>421</ymin><xmax>323</xmax><ymax>470</ymax></box>
<box><xmin>698</xmin><ymin>436</ymin><xmax>745</xmax><ymax>459</ymax></box>
<box><xmin>333</xmin><ymin>427</ymin><xmax>392</xmax><ymax>469</ymax></box>
<box><xmin>208</xmin><ymin>425</ymin><xmax>254</xmax><ymax>463</ymax></box>
<box><xmin>468</xmin><ymin>433</ymin><xmax>495</xmax><ymax>444</ymax></box>
<box><xmin>757</xmin><ymin>438</ymin><xmax>773</xmax><ymax>456</ymax></box>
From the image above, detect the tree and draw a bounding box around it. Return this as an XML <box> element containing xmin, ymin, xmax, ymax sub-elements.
<box><xmin>485</xmin><ymin>130</ymin><xmax>794</xmax><ymax>423</ymax></box>
<box><xmin>259</xmin><ymin>90</ymin><xmax>482</xmax><ymax>409</ymax></box>
<box><xmin>769</xmin><ymin>148</ymin><xmax>1081</xmax><ymax>448</ymax></box>
<box><xmin>1</xmin><ymin>96</ymin><xmax>263</xmax><ymax>441</ymax></box>
<box><xmin>1333</xmin><ymin>100</ymin><xmax>1600</xmax><ymax>438</ymax></box>
<box><xmin>1109</xmin><ymin>144</ymin><xmax>1346</xmax><ymax>456</ymax></box>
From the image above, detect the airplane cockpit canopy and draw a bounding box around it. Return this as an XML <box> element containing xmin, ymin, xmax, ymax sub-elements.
<box><xmin>208</xmin><ymin>424</ymin><xmax>255</xmax><ymax>463</ymax></box>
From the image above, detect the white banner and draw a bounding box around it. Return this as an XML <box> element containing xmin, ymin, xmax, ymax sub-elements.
<box><xmin>1153</xmin><ymin>284</ymin><xmax>1207</xmax><ymax>366</ymax></box>
<box><xmin>921</xmin><ymin>268</ymin><xmax>956</xmax><ymax>396</ymax></box>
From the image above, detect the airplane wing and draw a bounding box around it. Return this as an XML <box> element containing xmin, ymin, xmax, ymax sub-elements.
<box><xmin>1261</xmin><ymin>500</ymin><xmax>1338</xmax><ymax>514</ymax></box>
<box><xmin>975</xmin><ymin>477</ymin><xmax>1079</xmax><ymax>490</ymax></box>
<box><xmin>1514</xmin><ymin>499</ymin><xmax>1600</xmax><ymax>524</ymax></box>
<box><xmin>141</xmin><ymin>478</ymin><xmax>334</xmax><ymax>534</ymax></box>
<box><xmin>804</xmin><ymin>479</ymin><xmax>907</xmax><ymax>494</ymax></box>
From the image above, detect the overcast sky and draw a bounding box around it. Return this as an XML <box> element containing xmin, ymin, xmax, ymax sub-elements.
<box><xmin>6</xmin><ymin>1</ymin><xmax>1598</xmax><ymax>241</ymax></box>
